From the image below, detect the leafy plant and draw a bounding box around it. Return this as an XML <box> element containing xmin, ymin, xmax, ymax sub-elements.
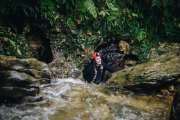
<box><xmin>1</xmin><ymin>0</ymin><xmax>180</xmax><ymax>63</ymax></box>
<box><xmin>0</xmin><ymin>29</ymin><xmax>32</xmax><ymax>58</ymax></box>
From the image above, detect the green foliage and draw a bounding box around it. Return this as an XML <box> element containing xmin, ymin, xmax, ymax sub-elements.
<box><xmin>105</xmin><ymin>0</ymin><xmax>118</xmax><ymax>11</ymax></box>
<box><xmin>85</xmin><ymin>0</ymin><xmax>97</xmax><ymax>18</ymax></box>
<box><xmin>137</xmin><ymin>29</ymin><xmax>146</xmax><ymax>42</ymax></box>
<box><xmin>0</xmin><ymin>31</ymin><xmax>32</xmax><ymax>59</ymax></box>
<box><xmin>67</xmin><ymin>17</ymin><xmax>76</xmax><ymax>29</ymax></box>
<box><xmin>1</xmin><ymin>0</ymin><xmax>180</xmax><ymax>63</ymax></box>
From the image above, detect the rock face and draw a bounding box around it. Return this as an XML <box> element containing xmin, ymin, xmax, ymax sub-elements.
<box><xmin>95</xmin><ymin>39</ymin><xmax>139</xmax><ymax>83</ymax></box>
<box><xmin>0</xmin><ymin>56</ymin><xmax>51</xmax><ymax>97</ymax></box>
<box><xmin>95</xmin><ymin>40</ymin><xmax>126</xmax><ymax>82</ymax></box>
<box><xmin>148</xmin><ymin>43</ymin><xmax>180</xmax><ymax>59</ymax></box>
<box><xmin>106</xmin><ymin>50</ymin><xmax>180</xmax><ymax>90</ymax></box>
<box><xmin>96</xmin><ymin>40</ymin><xmax>125</xmax><ymax>68</ymax></box>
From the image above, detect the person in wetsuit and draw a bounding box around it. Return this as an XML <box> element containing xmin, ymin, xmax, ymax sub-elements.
<box><xmin>83</xmin><ymin>52</ymin><xmax>118</xmax><ymax>85</ymax></box>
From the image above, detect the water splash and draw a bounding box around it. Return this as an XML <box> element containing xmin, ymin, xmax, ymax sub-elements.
<box><xmin>42</xmin><ymin>78</ymin><xmax>89</xmax><ymax>96</ymax></box>
<box><xmin>0</xmin><ymin>78</ymin><xmax>172</xmax><ymax>120</ymax></box>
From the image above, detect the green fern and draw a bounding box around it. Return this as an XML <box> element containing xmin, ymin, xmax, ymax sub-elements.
<box><xmin>152</xmin><ymin>0</ymin><xmax>162</xmax><ymax>9</ymax></box>
<box><xmin>105</xmin><ymin>0</ymin><xmax>118</xmax><ymax>11</ymax></box>
<box><xmin>78</xmin><ymin>1</ymin><xmax>87</xmax><ymax>14</ymax></box>
<box><xmin>99</xmin><ymin>10</ymin><xmax>106</xmax><ymax>17</ymax></box>
<box><xmin>137</xmin><ymin>29</ymin><xmax>146</xmax><ymax>42</ymax></box>
<box><xmin>84</xmin><ymin>0</ymin><xmax>97</xmax><ymax>18</ymax></box>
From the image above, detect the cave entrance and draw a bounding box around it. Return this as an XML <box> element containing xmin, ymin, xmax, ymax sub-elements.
<box><xmin>25</xmin><ymin>25</ymin><xmax>53</xmax><ymax>63</ymax></box>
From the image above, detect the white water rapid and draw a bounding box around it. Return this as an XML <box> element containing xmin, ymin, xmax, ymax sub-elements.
<box><xmin>0</xmin><ymin>78</ymin><xmax>172</xmax><ymax>120</ymax></box>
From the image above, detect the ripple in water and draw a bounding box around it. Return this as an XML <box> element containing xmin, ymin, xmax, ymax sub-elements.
<box><xmin>0</xmin><ymin>78</ymin><xmax>172</xmax><ymax>120</ymax></box>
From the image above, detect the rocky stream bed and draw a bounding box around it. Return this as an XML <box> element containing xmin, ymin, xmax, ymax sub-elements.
<box><xmin>0</xmin><ymin>42</ymin><xmax>180</xmax><ymax>120</ymax></box>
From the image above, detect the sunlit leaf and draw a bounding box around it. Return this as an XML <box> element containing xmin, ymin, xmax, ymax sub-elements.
<box><xmin>54</xmin><ymin>15</ymin><xmax>59</xmax><ymax>21</ymax></box>
<box><xmin>99</xmin><ymin>11</ymin><xmax>106</xmax><ymax>17</ymax></box>
<box><xmin>57</xmin><ymin>5</ymin><xmax>60</xmax><ymax>8</ymax></box>
<box><xmin>132</xmin><ymin>13</ymin><xmax>138</xmax><ymax>17</ymax></box>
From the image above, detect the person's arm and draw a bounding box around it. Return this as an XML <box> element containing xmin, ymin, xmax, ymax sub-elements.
<box><xmin>83</xmin><ymin>63</ymin><xmax>94</xmax><ymax>83</ymax></box>
<box><xmin>102</xmin><ymin>62</ymin><xmax>118</xmax><ymax>73</ymax></box>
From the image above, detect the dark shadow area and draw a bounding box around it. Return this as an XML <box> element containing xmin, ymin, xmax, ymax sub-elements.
<box><xmin>25</xmin><ymin>25</ymin><xmax>53</xmax><ymax>63</ymax></box>
<box><xmin>95</xmin><ymin>39</ymin><xmax>139</xmax><ymax>83</ymax></box>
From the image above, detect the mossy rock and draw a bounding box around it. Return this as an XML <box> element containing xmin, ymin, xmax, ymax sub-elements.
<box><xmin>106</xmin><ymin>51</ymin><xmax>180</xmax><ymax>89</ymax></box>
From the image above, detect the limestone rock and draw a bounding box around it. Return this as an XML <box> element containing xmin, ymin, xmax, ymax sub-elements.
<box><xmin>118</xmin><ymin>41</ymin><xmax>129</xmax><ymax>54</ymax></box>
<box><xmin>0</xmin><ymin>86</ymin><xmax>38</xmax><ymax>97</ymax></box>
<box><xmin>0</xmin><ymin>56</ymin><xmax>51</xmax><ymax>97</ymax></box>
<box><xmin>106</xmin><ymin>51</ymin><xmax>180</xmax><ymax>89</ymax></box>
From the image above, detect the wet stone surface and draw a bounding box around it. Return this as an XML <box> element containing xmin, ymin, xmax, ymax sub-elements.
<box><xmin>0</xmin><ymin>56</ymin><xmax>51</xmax><ymax>97</ymax></box>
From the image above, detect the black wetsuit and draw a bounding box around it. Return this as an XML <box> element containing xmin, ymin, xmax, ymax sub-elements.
<box><xmin>83</xmin><ymin>61</ymin><xmax>118</xmax><ymax>84</ymax></box>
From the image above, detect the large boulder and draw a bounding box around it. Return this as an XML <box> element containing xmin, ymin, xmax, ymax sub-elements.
<box><xmin>0</xmin><ymin>56</ymin><xmax>51</xmax><ymax>97</ymax></box>
<box><xmin>106</xmin><ymin>50</ymin><xmax>180</xmax><ymax>90</ymax></box>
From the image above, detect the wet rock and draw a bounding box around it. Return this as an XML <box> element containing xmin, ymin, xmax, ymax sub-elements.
<box><xmin>0</xmin><ymin>70</ymin><xmax>50</xmax><ymax>87</ymax></box>
<box><xmin>106</xmin><ymin>51</ymin><xmax>180</xmax><ymax>90</ymax></box>
<box><xmin>168</xmin><ymin>84</ymin><xmax>175</xmax><ymax>92</ymax></box>
<box><xmin>0</xmin><ymin>87</ymin><xmax>38</xmax><ymax>97</ymax></box>
<box><xmin>25</xmin><ymin>94</ymin><xmax>45</xmax><ymax>102</ymax></box>
<box><xmin>160</xmin><ymin>89</ymin><xmax>171</xmax><ymax>95</ymax></box>
<box><xmin>0</xmin><ymin>57</ymin><xmax>50</xmax><ymax>72</ymax></box>
<box><xmin>0</xmin><ymin>56</ymin><xmax>51</xmax><ymax>97</ymax></box>
<box><xmin>68</xmin><ymin>69</ymin><xmax>81</xmax><ymax>78</ymax></box>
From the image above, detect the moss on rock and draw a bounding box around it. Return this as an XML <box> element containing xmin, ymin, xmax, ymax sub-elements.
<box><xmin>106</xmin><ymin>51</ymin><xmax>180</xmax><ymax>89</ymax></box>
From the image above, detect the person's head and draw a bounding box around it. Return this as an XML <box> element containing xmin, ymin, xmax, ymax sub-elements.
<box><xmin>92</xmin><ymin>52</ymin><xmax>101</xmax><ymax>65</ymax></box>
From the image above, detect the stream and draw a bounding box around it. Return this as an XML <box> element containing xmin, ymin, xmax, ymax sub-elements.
<box><xmin>0</xmin><ymin>78</ymin><xmax>173</xmax><ymax>120</ymax></box>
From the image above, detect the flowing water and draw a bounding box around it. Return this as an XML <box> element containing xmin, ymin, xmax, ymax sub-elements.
<box><xmin>0</xmin><ymin>78</ymin><xmax>173</xmax><ymax>120</ymax></box>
